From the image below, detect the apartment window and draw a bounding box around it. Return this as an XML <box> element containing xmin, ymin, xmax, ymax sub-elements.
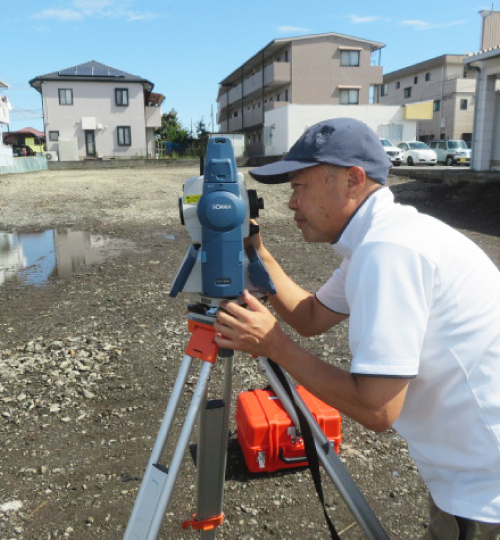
<box><xmin>404</xmin><ymin>87</ymin><xmax>412</xmax><ymax>98</ymax></box>
<box><xmin>340</xmin><ymin>89</ymin><xmax>359</xmax><ymax>105</ymax></box>
<box><xmin>425</xmin><ymin>72</ymin><xmax>431</xmax><ymax>81</ymax></box>
<box><xmin>460</xmin><ymin>99</ymin><xmax>468</xmax><ymax>110</ymax></box>
<box><xmin>115</xmin><ymin>88</ymin><xmax>129</xmax><ymax>107</ymax></box>
<box><xmin>117</xmin><ymin>126</ymin><xmax>131</xmax><ymax>146</ymax></box>
<box><xmin>340</xmin><ymin>50</ymin><xmax>360</xmax><ymax>67</ymax></box>
<box><xmin>58</xmin><ymin>89</ymin><xmax>73</xmax><ymax>105</ymax></box>
<box><xmin>414</xmin><ymin>76</ymin><xmax>418</xmax><ymax>84</ymax></box>
<box><xmin>433</xmin><ymin>99</ymin><xmax>441</xmax><ymax>112</ymax></box>
<box><xmin>49</xmin><ymin>131</ymin><xmax>59</xmax><ymax>141</ymax></box>
<box><xmin>284</xmin><ymin>89</ymin><xmax>289</xmax><ymax>102</ymax></box>
<box><xmin>380</xmin><ymin>84</ymin><xmax>388</xmax><ymax>97</ymax></box>
<box><xmin>396</xmin><ymin>81</ymin><xmax>401</xmax><ymax>89</ymax></box>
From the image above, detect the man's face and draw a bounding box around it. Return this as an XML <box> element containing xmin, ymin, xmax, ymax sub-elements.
<box><xmin>288</xmin><ymin>165</ymin><xmax>353</xmax><ymax>243</ymax></box>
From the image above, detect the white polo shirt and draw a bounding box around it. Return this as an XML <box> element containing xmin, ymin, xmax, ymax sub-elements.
<box><xmin>316</xmin><ymin>187</ymin><xmax>500</xmax><ymax>522</ymax></box>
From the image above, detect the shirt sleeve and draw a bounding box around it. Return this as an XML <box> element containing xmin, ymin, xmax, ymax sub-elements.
<box><xmin>315</xmin><ymin>257</ymin><xmax>350</xmax><ymax>315</ymax></box>
<box><xmin>346</xmin><ymin>242</ymin><xmax>437</xmax><ymax>377</ymax></box>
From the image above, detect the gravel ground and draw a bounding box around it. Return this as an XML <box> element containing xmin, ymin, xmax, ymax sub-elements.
<box><xmin>0</xmin><ymin>165</ymin><xmax>499</xmax><ymax>540</ymax></box>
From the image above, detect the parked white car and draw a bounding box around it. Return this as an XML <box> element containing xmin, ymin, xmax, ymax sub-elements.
<box><xmin>428</xmin><ymin>140</ymin><xmax>471</xmax><ymax>166</ymax></box>
<box><xmin>397</xmin><ymin>141</ymin><xmax>437</xmax><ymax>166</ymax></box>
<box><xmin>379</xmin><ymin>139</ymin><xmax>403</xmax><ymax>166</ymax></box>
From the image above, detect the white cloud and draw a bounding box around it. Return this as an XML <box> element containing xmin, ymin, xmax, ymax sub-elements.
<box><xmin>345</xmin><ymin>14</ymin><xmax>383</xmax><ymax>24</ymax></box>
<box><xmin>276</xmin><ymin>26</ymin><xmax>310</xmax><ymax>34</ymax></box>
<box><xmin>33</xmin><ymin>9</ymin><xmax>84</xmax><ymax>22</ymax></box>
<box><xmin>32</xmin><ymin>1</ymin><xmax>159</xmax><ymax>23</ymax></box>
<box><xmin>399</xmin><ymin>19</ymin><xmax>466</xmax><ymax>30</ymax></box>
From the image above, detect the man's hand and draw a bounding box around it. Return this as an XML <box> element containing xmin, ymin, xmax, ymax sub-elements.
<box><xmin>214</xmin><ymin>289</ymin><xmax>289</xmax><ymax>358</ymax></box>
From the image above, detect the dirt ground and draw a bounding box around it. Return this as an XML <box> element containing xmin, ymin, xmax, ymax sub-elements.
<box><xmin>0</xmin><ymin>165</ymin><xmax>499</xmax><ymax>540</ymax></box>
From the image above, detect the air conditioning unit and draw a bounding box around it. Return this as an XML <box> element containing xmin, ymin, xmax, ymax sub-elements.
<box><xmin>43</xmin><ymin>151</ymin><xmax>59</xmax><ymax>161</ymax></box>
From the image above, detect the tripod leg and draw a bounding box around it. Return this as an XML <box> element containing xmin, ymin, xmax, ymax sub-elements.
<box><xmin>259</xmin><ymin>357</ymin><xmax>391</xmax><ymax>540</ymax></box>
<box><xmin>124</xmin><ymin>358</ymin><xmax>213</xmax><ymax>540</ymax></box>
<box><xmin>193</xmin><ymin>351</ymin><xmax>234</xmax><ymax>540</ymax></box>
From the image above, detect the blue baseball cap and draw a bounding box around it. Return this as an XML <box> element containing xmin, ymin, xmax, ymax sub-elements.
<box><xmin>249</xmin><ymin>118</ymin><xmax>391</xmax><ymax>185</ymax></box>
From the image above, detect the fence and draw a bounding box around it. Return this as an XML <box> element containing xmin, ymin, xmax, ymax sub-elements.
<box><xmin>0</xmin><ymin>156</ymin><xmax>48</xmax><ymax>175</ymax></box>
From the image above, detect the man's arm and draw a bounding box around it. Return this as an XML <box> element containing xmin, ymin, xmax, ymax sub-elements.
<box><xmin>258</xmin><ymin>244</ymin><xmax>348</xmax><ymax>336</ymax></box>
<box><xmin>214</xmin><ymin>291</ymin><xmax>409</xmax><ymax>432</ymax></box>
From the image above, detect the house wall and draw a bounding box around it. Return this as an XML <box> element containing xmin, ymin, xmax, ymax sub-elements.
<box><xmin>42</xmin><ymin>80</ymin><xmax>148</xmax><ymax>159</ymax></box>
<box><xmin>378</xmin><ymin>57</ymin><xmax>475</xmax><ymax>141</ymax></box>
<box><xmin>290</xmin><ymin>36</ymin><xmax>382</xmax><ymax>105</ymax></box>
<box><xmin>263</xmin><ymin>104</ymin><xmax>416</xmax><ymax>156</ymax></box>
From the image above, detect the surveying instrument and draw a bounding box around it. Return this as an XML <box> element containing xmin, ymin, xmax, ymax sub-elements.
<box><xmin>123</xmin><ymin>137</ymin><xmax>392</xmax><ymax>540</ymax></box>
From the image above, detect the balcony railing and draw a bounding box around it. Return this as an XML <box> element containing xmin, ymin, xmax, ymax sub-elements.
<box><xmin>145</xmin><ymin>106</ymin><xmax>162</xmax><ymax>128</ymax></box>
<box><xmin>221</xmin><ymin>61</ymin><xmax>291</xmax><ymax>107</ymax></box>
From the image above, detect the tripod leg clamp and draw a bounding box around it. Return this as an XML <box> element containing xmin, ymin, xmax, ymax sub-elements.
<box><xmin>181</xmin><ymin>513</ymin><xmax>224</xmax><ymax>531</ymax></box>
<box><xmin>185</xmin><ymin>320</ymin><xmax>219</xmax><ymax>363</ymax></box>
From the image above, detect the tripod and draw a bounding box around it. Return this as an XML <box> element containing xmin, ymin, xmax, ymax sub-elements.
<box><xmin>123</xmin><ymin>304</ymin><xmax>392</xmax><ymax>540</ymax></box>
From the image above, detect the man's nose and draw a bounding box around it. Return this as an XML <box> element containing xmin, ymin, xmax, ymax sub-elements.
<box><xmin>288</xmin><ymin>194</ymin><xmax>297</xmax><ymax>210</ymax></box>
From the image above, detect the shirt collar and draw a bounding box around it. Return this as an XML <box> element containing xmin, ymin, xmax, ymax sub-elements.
<box><xmin>332</xmin><ymin>187</ymin><xmax>394</xmax><ymax>258</ymax></box>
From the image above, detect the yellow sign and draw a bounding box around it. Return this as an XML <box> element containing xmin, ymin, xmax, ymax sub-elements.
<box><xmin>185</xmin><ymin>195</ymin><xmax>201</xmax><ymax>204</ymax></box>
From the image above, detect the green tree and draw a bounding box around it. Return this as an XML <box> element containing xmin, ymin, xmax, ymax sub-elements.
<box><xmin>195</xmin><ymin>117</ymin><xmax>210</xmax><ymax>155</ymax></box>
<box><xmin>156</xmin><ymin>109</ymin><xmax>189</xmax><ymax>143</ymax></box>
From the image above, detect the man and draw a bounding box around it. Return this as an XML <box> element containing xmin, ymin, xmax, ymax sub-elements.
<box><xmin>213</xmin><ymin>118</ymin><xmax>500</xmax><ymax>540</ymax></box>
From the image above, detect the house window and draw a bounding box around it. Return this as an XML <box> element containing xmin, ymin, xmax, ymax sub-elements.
<box><xmin>49</xmin><ymin>131</ymin><xmax>59</xmax><ymax>141</ymax></box>
<box><xmin>414</xmin><ymin>76</ymin><xmax>418</xmax><ymax>84</ymax></box>
<box><xmin>380</xmin><ymin>84</ymin><xmax>388</xmax><ymax>97</ymax></box>
<box><xmin>340</xmin><ymin>50</ymin><xmax>360</xmax><ymax>67</ymax></box>
<box><xmin>340</xmin><ymin>89</ymin><xmax>359</xmax><ymax>104</ymax></box>
<box><xmin>460</xmin><ymin>99</ymin><xmax>468</xmax><ymax>110</ymax></box>
<box><xmin>433</xmin><ymin>99</ymin><xmax>441</xmax><ymax>112</ymax></box>
<box><xmin>396</xmin><ymin>81</ymin><xmax>401</xmax><ymax>89</ymax></box>
<box><xmin>58</xmin><ymin>89</ymin><xmax>73</xmax><ymax>105</ymax></box>
<box><xmin>115</xmin><ymin>88</ymin><xmax>129</xmax><ymax>107</ymax></box>
<box><xmin>404</xmin><ymin>87</ymin><xmax>412</xmax><ymax>98</ymax></box>
<box><xmin>117</xmin><ymin>126</ymin><xmax>131</xmax><ymax>146</ymax></box>
<box><xmin>425</xmin><ymin>72</ymin><xmax>431</xmax><ymax>81</ymax></box>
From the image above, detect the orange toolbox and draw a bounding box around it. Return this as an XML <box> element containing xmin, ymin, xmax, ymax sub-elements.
<box><xmin>235</xmin><ymin>386</ymin><xmax>341</xmax><ymax>473</ymax></box>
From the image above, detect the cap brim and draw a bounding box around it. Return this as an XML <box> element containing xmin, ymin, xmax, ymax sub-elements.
<box><xmin>249</xmin><ymin>160</ymin><xmax>319</xmax><ymax>184</ymax></box>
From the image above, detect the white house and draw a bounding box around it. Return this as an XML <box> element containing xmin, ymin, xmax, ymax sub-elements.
<box><xmin>261</xmin><ymin>103</ymin><xmax>418</xmax><ymax>157</ymax></box>
<box><xmin>29</xmin><ymin>60</ymin><xmax>165</xmax><ymax>161</ymax></box>
<box><xmin>0</xmin><ymin>78</ymin><xmax>14</xmax><ymax>168</ymax></box>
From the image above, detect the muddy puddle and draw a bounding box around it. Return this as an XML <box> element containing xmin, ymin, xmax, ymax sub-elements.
<box><xmin>0</xmin><ymin>229</ymin><xmax>135</xmax><ymax>287</ymax></box>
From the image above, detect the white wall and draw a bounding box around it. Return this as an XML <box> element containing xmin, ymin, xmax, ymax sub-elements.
<box><xmin>264</xmin><ymin>104</ymin><xmax>417</xmax><ymax>156</ymax></box>
<box><xmin>42</xmin><ymin>80</ymin><xmax>148</xmax><ymax>160</ymax></box>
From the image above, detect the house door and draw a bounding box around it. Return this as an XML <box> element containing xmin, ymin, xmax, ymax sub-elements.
<box><xmin>85</xmin><ymin>131</ymin><xmax>96</xmax><ymax>157</ymax></box>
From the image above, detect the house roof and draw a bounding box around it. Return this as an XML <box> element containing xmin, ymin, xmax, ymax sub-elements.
<box><xmin>3</xmin><ymin>127</ymin><xmax>46</xmax><ymax>145</ymax></box>
<box><xmin>464</xmin><ymin>45</ymin><xmax>500</xmax><ymax>63</ymax></box>
<box><xmin>382</xmin><ymin>54</ymin><xmax>469</xmax><ymax>80</ymax></box>
<box><xmin>219</xmin><ymin>31</ymin><xmax>385</xmax><ymax>85</ymax></box>
<box><xmin>29</xmin><ymin>60</ymin><xmax>154</xmax><ymax>93</ymax></box>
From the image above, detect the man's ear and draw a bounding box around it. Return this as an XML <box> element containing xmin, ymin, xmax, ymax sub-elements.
<box><xmin>346</xmin><ymin>166</ymin><xmax>366</xmax><ymax>191</ymax></box>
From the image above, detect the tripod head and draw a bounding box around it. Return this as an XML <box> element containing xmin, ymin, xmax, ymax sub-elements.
<box><xmin>170</xmin><ymin>137</ymin><xmax>275</xmax><ymax>309</ymax></box>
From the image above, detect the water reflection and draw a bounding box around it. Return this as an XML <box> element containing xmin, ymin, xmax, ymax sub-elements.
<box><xmin>0</xmin><ymin>229</ymin><xmax>134</xmax><ymax>287</ymax></box>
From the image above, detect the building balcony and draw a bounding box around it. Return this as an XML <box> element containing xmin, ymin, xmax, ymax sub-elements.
<box><xmin>220</xmin><ymin>61</ymin><xmax>291</xmax><ymax>108</ymax></box>
<box><xmin>264</xmin><ymin>61</ymin><xmax>291</xmax><ymax>87</ymax></box>
<box><xmin>145</xmin><ymin>106</ymin><xmax>162</xmax><ymax>128</ymax></box>
<box><xmin>0</xmin><ymin>102</ymin><xmax>10</xmax><ymax>125</ymax></box>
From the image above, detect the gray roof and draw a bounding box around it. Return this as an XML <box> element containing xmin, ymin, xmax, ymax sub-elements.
<box><xmin>29</xmin><ymin>60</ymin><xmax>154</xmax><ymax>93</ymax></box>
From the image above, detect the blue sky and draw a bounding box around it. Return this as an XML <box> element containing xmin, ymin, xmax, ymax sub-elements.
<box><xmin>1</xmin><ymin>0</ymin><xmax>490</xmax><ymax>134</ymax></box>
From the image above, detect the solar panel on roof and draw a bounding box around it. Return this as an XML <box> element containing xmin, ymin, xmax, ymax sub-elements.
<box><xmin>93</xmin><ymin>67</ymin><xmax>110</xmax><ymax>77</ymax></box>
<box><xmin>59</xmin><ymin>68</ymin><xmax>76</xmax><ymax>76</ymax></box>
<box><xmin>76</xmin><ymin>66</ymin><xmax>93</xmax><ymax>76</ymax></box>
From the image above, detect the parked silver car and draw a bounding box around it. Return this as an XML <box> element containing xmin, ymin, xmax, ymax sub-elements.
<box><xmin>428</xmin><ymin>140</ymin><xmax>471</xmax><ymax>166</ymax></box>
<box><xmin>397</xmin><ymin>141</ymin><xmax>437</xmax><ymax>166</ymax></box>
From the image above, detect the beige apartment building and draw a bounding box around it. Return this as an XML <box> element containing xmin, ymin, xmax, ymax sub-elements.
<box><xmin>375</xmin><ymin>55</ymin><xmax>477</xmax><ymax>143</ymax></box>
<box><xmin>217</xmin><ymin>32</ymin><xmax>384</xmax><ymax>157</ymax></box>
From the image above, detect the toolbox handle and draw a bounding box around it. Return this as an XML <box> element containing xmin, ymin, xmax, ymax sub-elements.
<box><xmin>278</xmin><ymin>448</ymin><xmax>308</xmax><ymax>465</ymax></box>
